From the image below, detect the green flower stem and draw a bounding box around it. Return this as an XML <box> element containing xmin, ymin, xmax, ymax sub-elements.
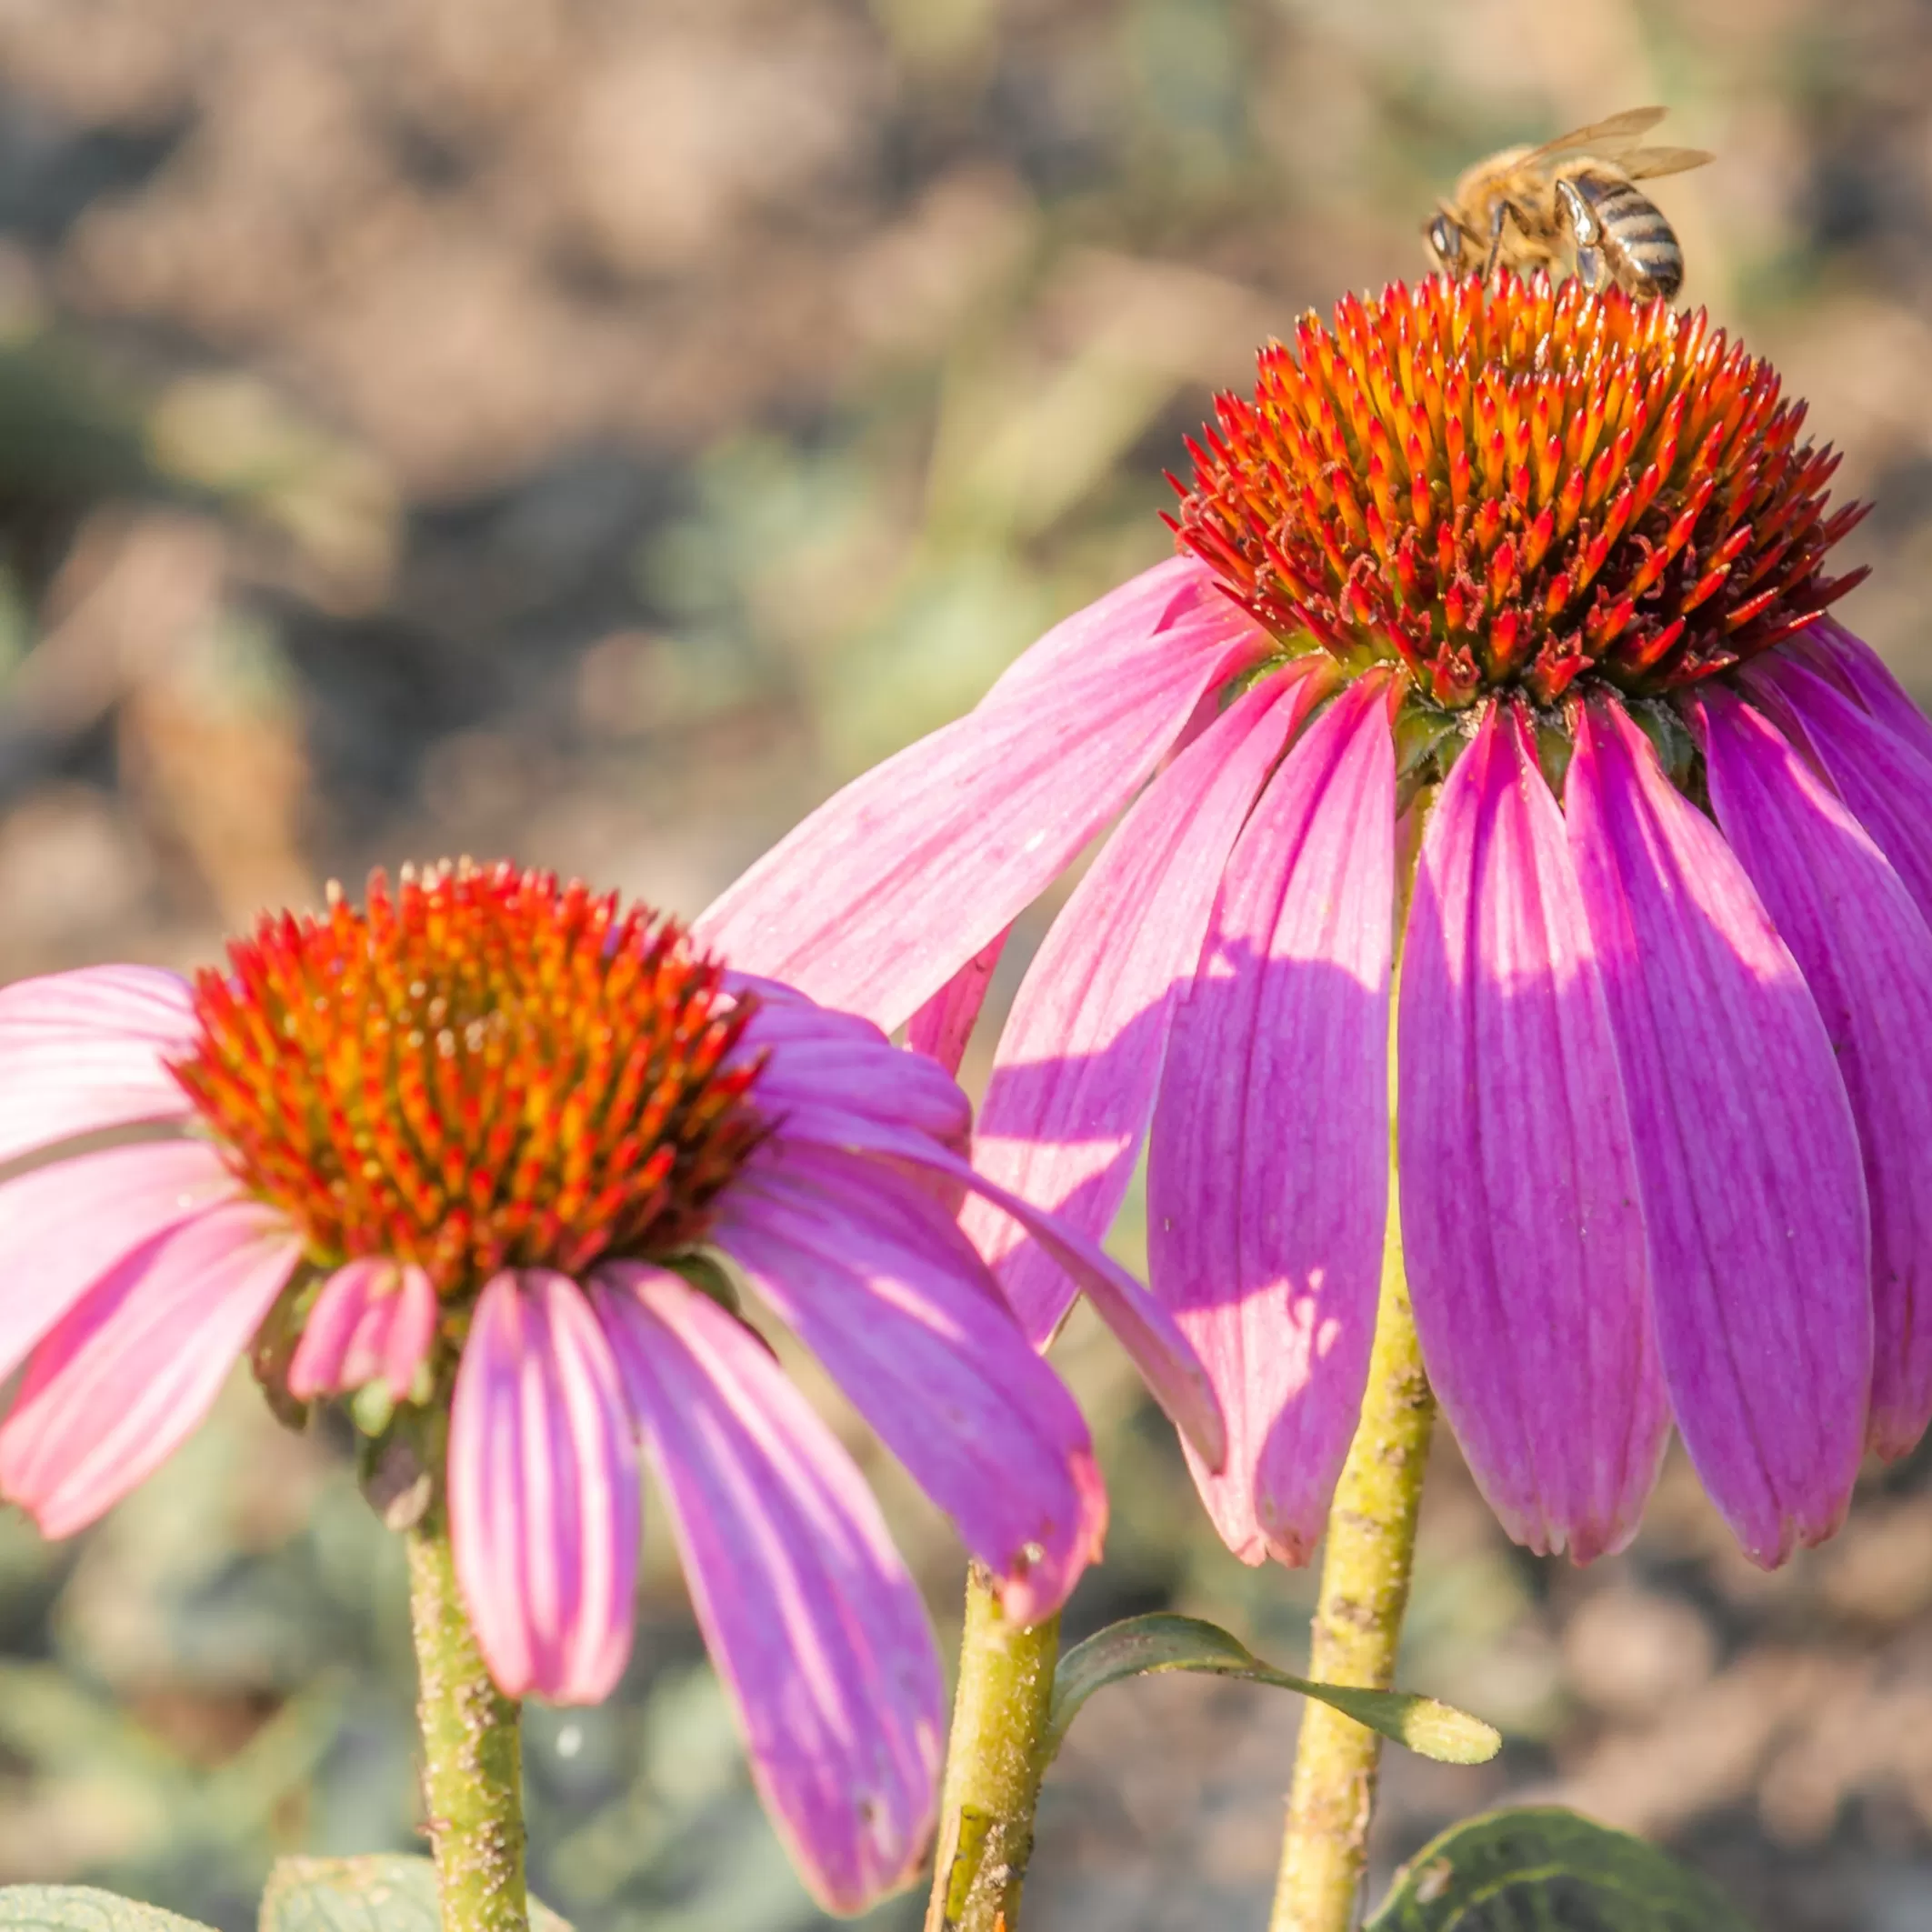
<box><xmin>1269</xmin><ymin>1195</ymin><xmax>1436</xmax><ymax>1930</ymax></box>
<box><xmin>1270</xmin><ymin>797</ymin><xmax>1437</xmax><ymax>1932</ymax></box>
<box><xmin>925</xmin><ymin>1566</ymin><xmax>1062</xmax><ymax>1932</ymax></box>
<box><xmin>406</xmin><ymin>1507</ymin><xmax>531</xmax><ymax>1932</ymax></box>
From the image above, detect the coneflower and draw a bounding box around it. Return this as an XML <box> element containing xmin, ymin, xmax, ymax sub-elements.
<box><xmin>701</xmin><ymin>271</ymin><xmax>1926</xmax><ymax>1574</ymax></box>
<box><xmin>0</xmin><ymin>860</ymin><xmax>1220</xmax><ymax>1913</ymax></box>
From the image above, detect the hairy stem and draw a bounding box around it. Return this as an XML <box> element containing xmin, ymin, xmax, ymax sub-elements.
<box><xmin>925</xmin><ymin>1567</ymin><xmax>1061</xmax><ymax>1932</ymax></box>
<box><xmin>1269</xmin><ymin>1196</ymin><xmax>1435</xmax><ymax>1929</ymax></box>
<box><xmin>406</xmin><ymin>1510</ymin><xmax>530</xmax><ymax>1932</ymax></box>
<box><xmin>1271</xmin><ymin>795</ymin><xmax>1437</xmax><ymax>1932</ymax></box>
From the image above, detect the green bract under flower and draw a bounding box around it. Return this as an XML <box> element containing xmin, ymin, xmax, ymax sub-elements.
<box><xmin>1168</xmin><ymin>273</ymin><xmax>1867</xmax><ymax>716</ymax></box>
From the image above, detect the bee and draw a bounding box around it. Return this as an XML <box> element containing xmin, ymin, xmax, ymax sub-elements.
<box><xmin>1423</xmin><ymin>106</ymin><xmax>1713</xmax><ymax>300</ymax></box>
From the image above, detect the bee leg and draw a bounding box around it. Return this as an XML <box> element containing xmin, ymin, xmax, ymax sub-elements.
<box><xmin>1481</xmin><ymin>197</ymin><xmax>1512</xmax><ymax>280</ymax></box>
<box><xmin>1483</xmin><ymin>198</ymin><xmax>1537</xmax><ymax>283</ymax></box>
<box><xmin>1553</xmin><ymin>177</ymin><xmax>1609</xmax><ymax>288</ymax></box>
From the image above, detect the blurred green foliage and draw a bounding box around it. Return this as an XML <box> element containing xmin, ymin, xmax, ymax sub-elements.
<box><xmin>1366</xmin><ymin>1808</ymin><xmax>1757</xmax><ymax>1932</ymax></box>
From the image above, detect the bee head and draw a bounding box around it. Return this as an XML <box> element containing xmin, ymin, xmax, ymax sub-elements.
<box><xmin>1423</xmin><ymin>209</ymin><xmax>1466</xmax><ymax>273</ymax></box>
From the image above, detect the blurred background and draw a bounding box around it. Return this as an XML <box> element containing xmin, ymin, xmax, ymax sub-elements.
<box><xmin>0</xmin><ymin>0</ymin><xmax>1927</xmax><ymax>1926</ymax></box>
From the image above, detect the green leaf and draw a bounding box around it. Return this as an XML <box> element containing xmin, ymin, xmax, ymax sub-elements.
<box><xmin>0</xmin><ymin>1887</ymin><xmax>216</xmax><ymax>1932</ymax></box>
<box><xmin>259</xmin><ymin>1857</ymin><xmax>573</xmax><ymax>1932</ymax></box>
<box><xmin>1367</xmin><ymin>1807</ymin><xmax>1757</xmax><ymax>1930</ymax></box>
<box><xmin>1045</xmin><ymin>1613</ymin><xmax>1499</xmax><ymax>1766</ymax></box>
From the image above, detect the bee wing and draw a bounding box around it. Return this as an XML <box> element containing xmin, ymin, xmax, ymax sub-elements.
<box><xmin>1516</xmin><ymin>105</ymin><xmax>1669</xmax><ymax>166</ymax></box>
<box><xmin>1617</xmin><ymin>145</ymin><xmax>1716</xmax><ymax>181</ymax></box>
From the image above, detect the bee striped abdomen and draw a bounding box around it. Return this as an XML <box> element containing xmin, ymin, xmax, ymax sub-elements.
<box><xmin>1569</xmin><ymin>171</ymin><xmax>1684</xmax><ymax>298</ymax></box>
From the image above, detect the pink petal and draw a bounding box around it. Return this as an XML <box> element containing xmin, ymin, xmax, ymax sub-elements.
<box><xmin>961</xmin><ymin>663</ymin><xmax>1333</xmax><ymax>1346</ymax></box>
<box><xmin>1146</xmin><ymin>675</ymin><xmax>1396</xmax><ymax>1566</ymax></box>
<box><xmin>595</xmin><ymin>1266</ymin><xmax>942</xmax><ymax>1917</ymax></box>
<box><xmin>0</xmin><ymin>1139</ymin><xmax>239</xmax><ymax>1385</ymax></box>
<box><xmin>748</xmin><ymin>1112</ymin><xmax>1225</xmax><ymax>1470</ymax></box>
<box><xmin>446</xmin><ymin>1270</ymin><xmax>640</xmax><ymax>1704</ymax></box>
<box><xmin>946</xmin><ymin>1154</ymin><xmax>1227</xmax><ymax>1471</ymax></box>
<box><xmin>0</xmin><ymin>1198</ymin><xmax>301</xmax><ymax>1537</ymax></box>
<box><xmin>0</xmin><ymin>966</ymin><xmax>198</xmax><ymax>1166</ymax></box>
<box><xmin>732</xmin><ymin>960</ymin><xmax>1224</xmax><ymax>1464</ymax></box>
<box><xmin>286</xmin><ymin>1258</ymin><xmax>438</xmax><ymax>1403</ymax></box>
<box><xmin>1694</xmin><ymin>684</ymin><xmax>1932</xmax><ymax>1459</ymax></box>
<box><xmin>1400</xmin><ymin>704</ymin><xmax>1663</xmax><ymax>1561</ymax></box>
<box><xmin>906</xmin><ymin>926</ymin><xmax>1009</xmax><ymax>1077</ymax></box>
<box><xmin>1750</xmin><ymin>655</ymin><xmax>1932</xmax><ymax>933</ymax></box>
<box><xmin>1799</xmin><ymin>618</ymin><xmax>1932</xmax><ymax>765</ymax></box>
<box><xmin>739</xmin><ymin>994</ymin><xmax>971</xmax><ymax>1151</ymax></box>
<box><xmin>1566</xmin><ymin>698</ymin><xmax>1870</xmax><ymax>1566</ymax></box>
<box><xmin>694</xmin><ymin>569</ymin><xmax>1269</xmax><ymax>1035</ymax></box>
<box><xmin>706</xmin><ymin>1143</ymin><xmax>1106</xmax><ymax>1624</ymax></box>
<box><xmin>975</xmin><ymin>554</ymin><xmax>1250</xmax><ymax>710</ymax></box>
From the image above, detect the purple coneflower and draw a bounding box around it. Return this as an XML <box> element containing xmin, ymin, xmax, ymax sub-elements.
<box><xmin>0</xmin><ymin>860</ymin><xmax>1217</xmax><ymax>1911</ymax></box>
<box><xmin>700</xmin><ymin>272</ymin><xmax>1928</xmax><ymax>1574</ymax></box>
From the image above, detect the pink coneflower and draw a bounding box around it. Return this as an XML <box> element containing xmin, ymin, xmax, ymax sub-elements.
<box><xmin>699</xmin><ymin>272</ymin><xmax>1928</xmax><ymax>1574</ymax></box>
<box><xmin>0</xmin><ymin>861</ymin><xmax>1219</xmax><ymax>1912</ymax></box>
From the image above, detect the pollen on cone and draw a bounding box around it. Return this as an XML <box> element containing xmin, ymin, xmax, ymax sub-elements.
<box><xmin>171</xmin><ymin>861</ymin><xmax>766</xmax><ymax>1292</ymax></box>
<box><xmin>1167</xmin><ymin>272</ymin><xmax>1868</xmax><ymax>709</ymax></box>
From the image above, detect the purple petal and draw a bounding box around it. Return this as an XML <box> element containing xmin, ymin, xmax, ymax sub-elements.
<box><xmin>286</xmin><ymin>1257</ymin><xmax>439</xmax><ymax>1402</ymax></box>
<box><xmin>595</xmin><ymin>1266</ymin><xmax>942</xmax><ymax>1916</ymax></box>
<box><xmin>947</xmin><ymin>1155</ymin><xmax>1226</xmax><ymax>1470</ymax></box>
<box><xmin>739</xmin><ymin>992</ymin><xmax>971</xmax><ymax>1151</ymax></box>
<box><xmin>1750</xmin><ymin>655</ymin><xmax>1932</xmax><ymax>934</ymax></box>
<box><xmin>0</xmin><ymin>1139</ymin><xmax>239</xmax><ymax>1386</ymax></box>
<box><xmin>906</xmin><ymin>926</ymin><xmax>1009</xmax><ymax>1076</ymax></box>
<box><xmin>1400</xmin><ymin>703</ymin><xmax>1663</xmax><ymax>1560</ymax></box>
<box><xmin>1566</xmin><ymin>698</ymin><xmax>1870</xmax><ymax>1565</ymax></box>
<box><xmin>746</xmin><ymin>1114</ymin><xmax>1224</xmax><ymax>1470</ymax></box>
<box><xmin>706</xmin><ymin>1143</ymin><xmax>1106</xmax><ymax>1623</ymax></box>
<box><xmin>961</xmin><ymin>663</ymin><xmax>1333</xmax><ymax>1346</ymax></box>
<box><xmin>976</xmin><ymin>554</ymin><xmax>1251</xmax><ymax>711</ymax></box>
<box><xmin>0</xmin><ymin>966</ymin><xmax>198</xmax><ymax>1165</ymax></box>
<box><xmin>1694</xmin><ymin>684</ymin><xmax>1932</xmax><ymax>1459</ymax></box>
<box><xmin>1799</xmin><ymin>618</ymin><xmax>1932</xmax><ymax>766</ymax></box>
<box><xmin>694</xmin><ymin>566</ymin><xmax>1269</xmax><ymax>1035</ymax></box>
<box><xmin>0</xmin><ymin>1199</ymin><xmax>301</xmax><ymax>1537</ymax></box>
<box><xmin>1146</xmin><ymin>675</ymin><xmax>1396</xmax><ymax>1566</ymax></box>
<box><xmin>446</xmin><ymin>1270</ymin><xmax>640</xmax><ymax>1704</ymax></box>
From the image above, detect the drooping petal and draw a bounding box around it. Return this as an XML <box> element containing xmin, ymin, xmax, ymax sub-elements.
<box><xmin>1146</xmin><ymin>675</ymin><xmax>1396</xmax><ymax>1566</ymax></box>
<box><xmin>446</xmin><ymin>1270</ymin><xmax>639</xmax><ymax>1704</ymax></box>
<box><xmin>1400</xmin><ymin>703</ymin><xmax>1662</xmax><ymax>1560</ymax></box>
<box><xmin>746</xmin><ymin>1110</ymin><xmax>1224</xmax><ymax>1470</ymax></box>
<box><xmin>725</xmin><ymin>968</ymin><xmax>1222</xmax><ymax>1462</ymax></box>
<box><xmin>739</xmin><ymin>992</ymin><xmax>971</xmax><ymax>1150</ymax></box>
<box><xmin>0</xmin><ymin>1198</ymin><xmax>301</xmax><ymax>1537</ymax></box>
<box><xmin>695</xmin><ymin>569</ymin><xmax>1268</xmax><ymax>1035</ymax></box>
<box><xmin>0</xmin><ymin>1138</ymin><xmax>239</xmax><ymax>1386</ymax></box>
<box><xmin>596</xmin><ymin>1266</ymin><xmax>942</xmax><ymax>1917</ymax></box>
<box><xmin>949</xmin><ymin>1154</ymin><xmax>1226</xmax><ymax>1471</ymax></box>
<box><xmin>707</xmin><ymin>1143</ymin><xmax>1106</xmax><ymax>1623</ymax></box>
<box><xmin>1694</xmin><ymin>684</ymin><xmax>1932</xmax><ymax>1458</ymax></box>
<box><xmin>1566</xmin><ymin>698</ymin><xmax>1870</xmax><ymax>1565</ymax></box>
<box><xmin>1800</xmin><ymin>618</ymin><xmax>1932</xmax><ymax>766</ymax></box>
<box><xmin>0</xmin><ymin>966</ymin><xmax>198</xmax><ymax>1166</ymax></box>
<box><xmin>286</xmin><ymin>1257</ymin><xmax>438</xmax><ymax>1403</ymax></box>
<box><xmin>976</xmin><ymin>553</ymin><xmax>1253</xmax><ymax>711</ymax></box>
<box><xmin>906</xmin><ymin>926</ymin><xmax>1008</xmax><ymax>1077</ymax></box>
<box><xmin>1751</xmin><ymin>655</ymin><xmax>1932</xmax><ymax>933</ymax></box>
<box><xmin>962</xmin><ymin>663</ymin><xmax>1332</xmax><ymax>1346</ymax></box>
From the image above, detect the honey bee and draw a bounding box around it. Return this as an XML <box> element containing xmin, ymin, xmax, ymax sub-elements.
<box><xmin>1423</xmin><ymin>106</ymin><xmax>1713</xmax><ymax>300</ymax></box>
